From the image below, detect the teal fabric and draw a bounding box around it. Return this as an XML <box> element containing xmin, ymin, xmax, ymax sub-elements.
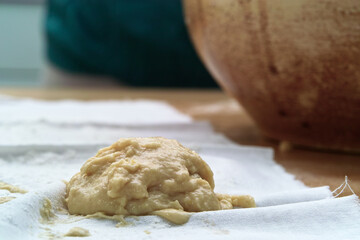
<box><xmin>45</xmin><ymin>0</ymin><xmax>217</xmax><ymax>87</ymax></box>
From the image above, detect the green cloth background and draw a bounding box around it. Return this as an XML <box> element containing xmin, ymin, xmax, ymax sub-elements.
<box><xmin>45</xmin><ymin>0</ymin><xmax>217</xmax><ymax>87</ymax></box>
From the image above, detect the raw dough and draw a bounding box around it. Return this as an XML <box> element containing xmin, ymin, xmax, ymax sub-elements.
<box><xmin>64</xmin><ymin>227</ymin><xmax>90</xmax><ymax>237</ymax></box>
<box><xmin>66</xmin><ymin>137</ymin><xmax>255</xmax><ymax>224</ymax></box>
<box><xmin>0</xmin><ymin>196</ymin><xmax>16</xmax><ymax>204</ymax></box>
<box><xmin>0</xmin><ymin>182</ymin><xmax>27</xmax><ymax>193</ymax></box>
<box><xmin>0</xmin><ymin>182</ymin><xmax>27</xmax><ymax>205</ymax></box>
<box><xmin>152</xmin><ymin>209</ymin><xmax>191</xmax><ymax>225</ymax></box>
<box><xmin>40</xmin><ymin>198</ymin><xmax>56</xmax><ymax>223</ymax></box>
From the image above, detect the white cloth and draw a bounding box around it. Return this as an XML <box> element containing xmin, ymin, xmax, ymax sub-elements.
<box><xmin>0</xmin><ymin>98</ymin><xmax>191</xmax><ymax>125</ymax></box>
<box><xmin>0</xmin><ymin>96</ymin><xmax>359</xmax><ymax>240</ymax></box>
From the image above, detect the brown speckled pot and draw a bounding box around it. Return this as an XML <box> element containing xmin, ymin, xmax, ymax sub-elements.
<box><xmin>183</xmin><ymin>0</ymin><xmax>360</xmax><ymax>151</ymax></box>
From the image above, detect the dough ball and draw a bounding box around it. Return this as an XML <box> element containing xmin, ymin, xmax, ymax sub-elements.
<box><xmin>66</xmin><ymin>137</ymin><xmax>221</xmax><ymax>216</ymax></box>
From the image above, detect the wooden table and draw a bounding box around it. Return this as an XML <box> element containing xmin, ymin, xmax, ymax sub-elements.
<box><xmin>1</xmin><ymin>88</ymin><xmax>359</xmax><ymax>196</ymax></box>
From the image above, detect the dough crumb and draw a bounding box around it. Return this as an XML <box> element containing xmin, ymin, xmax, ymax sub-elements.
<box><xmin>144</xmin><ymin>230</ymin><xmax>151</xmax><ymax>234</ymax></box>
<box><xmin>152</xmin><ymin>209</ymin><xmax>191</xmax><ymax>225</ymax></box>
<box><xmin>40</xmin><ymin>198</ymin><xmax>56</xmax><ymax>223</ymax></box>
<box><xmin>0</xmin><ymin>196</ymin><xmax>16</xmax><ymax>204</ymax></box>
<box><xmin>216</xmin><ymin>194</ymin><xmax>256</xmax><ymax>209</ymax></box>
<box><xmin>64</xmin><ymin>227</ymin><xmax>90</xmax><ymax>237</ymax></box>
<box><xmin>0</xmin><ymin>181</ymin><xmax>27</xmax><ymax>193</ymax></box>
<box><xmin>66</xmin><ymin>137</ymin><xmax>255</xmax><ymax>224</ymax></box>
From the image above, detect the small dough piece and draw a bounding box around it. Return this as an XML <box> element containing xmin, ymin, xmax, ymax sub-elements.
<box><xmin>0</xmin><ymin>182</ymin><xmax>27</xmax><ymax>193</ymax></box>
<box><xmin>152</xmin><ymin>209</ymin><xmax>191</xmax><ymax>225</ymax></box>
<box><xmin>66</xmin><ymin>137</ymin><xmax>255</xmax><ymax>224</ymax></box>
<box><xmin>64</xmin><ymin>227</ymin><xmax>90</xmax><ymax>237</ymax></box>
<box><xmin>40</xmin><ymin>198</ymin><xmax>56</xmax><ymax>223</ymax></box>
<box><xmin>216</xmin><ymin>194</ymin><xmax>256</xmax><ymax>209</ymax></box>
<box><xmin>0</xmin><ymin>196</ymin><xmax>16</xmax><ymax>204</ymax></box>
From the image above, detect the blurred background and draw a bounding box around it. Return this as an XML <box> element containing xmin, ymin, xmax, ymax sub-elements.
<box><xmin>0</xmin><ymin>0</ymin><xmax>44</xmax><ymax>87</ymax></box>
<box><xmin>0</xmin><ymin>0</ymin><xmax>217</xmax><ymax>88</ymax></box>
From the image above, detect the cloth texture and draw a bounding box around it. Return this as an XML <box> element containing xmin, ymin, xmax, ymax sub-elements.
<box><xmin>0</xmin><ymin>96</ymin><xmax>359</xmax><ymax>240</ymax></box>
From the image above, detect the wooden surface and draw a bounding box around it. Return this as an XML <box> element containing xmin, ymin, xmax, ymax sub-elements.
<box><xmin>1</xmin><ymin>88</ymin><xmax>359</xmax><ymax>196</ymax></box>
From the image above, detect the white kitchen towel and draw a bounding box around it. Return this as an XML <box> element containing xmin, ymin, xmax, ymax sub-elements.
<box><xmin>0</xmin><ymin>121</ymin><xmax>231</xmax><ymax>146</ymax></box>
<box><xmin>0</xmin><ymin>95</ymin><xmax>359</xmax><ymax>240</ymax></box>
<box><xmin>0</xmin><ymin>98</ymin><xmax>191</xmax><ymax>125</ymax></box>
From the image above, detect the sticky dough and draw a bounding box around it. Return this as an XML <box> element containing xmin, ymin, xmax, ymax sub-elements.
<box><xmin>66</xmin><ymin>137</ymin><xmax>255</xmax><ymax>224</ymax></box>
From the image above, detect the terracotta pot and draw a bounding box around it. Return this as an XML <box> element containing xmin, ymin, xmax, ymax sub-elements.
<box><xmin>183</xmin><ymin>0</ymin><xmax>360</xmax><ymax>151</ymax></box>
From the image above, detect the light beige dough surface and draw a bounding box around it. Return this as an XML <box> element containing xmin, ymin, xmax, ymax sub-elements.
<box><xmin>64</xmin><ymin>227</ymin><xmax>90</xmax><ymax>237</ymax></box>
<box><xmin>0</xmin><ymin>196</ymin><xmax>16</xmax><ymax>204</ymax></box>
<box><xmin>0</xmin><ymin>182</ymin><xmax>27</xmax><ymax>204</ymax></box>
<box><xmin>66</xmin><ymin>137</ymin><xmax>255</xmax><ymax>224</ymax></box>
<box><xmin>0</xmin><ymin>182</ymin><xmax>27</xmax><ymax>194</ymax></box>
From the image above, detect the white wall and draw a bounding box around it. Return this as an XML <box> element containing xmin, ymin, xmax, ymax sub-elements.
<box><xmin>0</xmin><ymin>3</ymin><xmax>45</xmax><ymax>86</ymax></box>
